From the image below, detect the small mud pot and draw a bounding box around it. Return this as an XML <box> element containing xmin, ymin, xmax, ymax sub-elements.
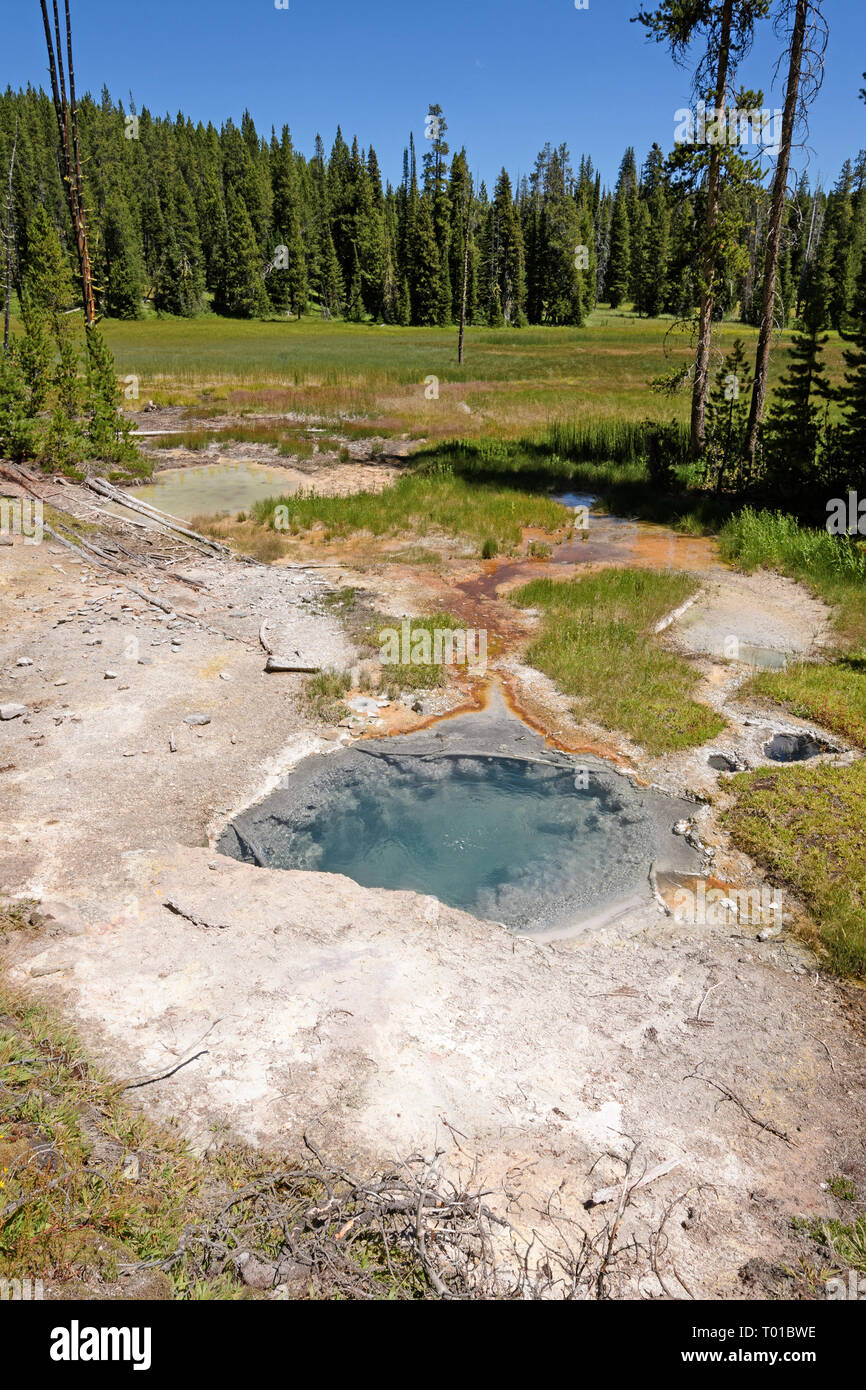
<box><xmin>218</xmin><ymin>693</ymin><xmax>700</xmax><ymax>934</ymax></box>
<box><xmin>130</xmin><ymin>461</ymin><xmax>293</xmax><ymax>521</ymax></box>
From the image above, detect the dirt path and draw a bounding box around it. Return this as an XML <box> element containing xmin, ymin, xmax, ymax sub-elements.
<box><xmin>2</xmin><ymin>476</ymin><xmax>864</xmax><ymax>1298</ymax></box>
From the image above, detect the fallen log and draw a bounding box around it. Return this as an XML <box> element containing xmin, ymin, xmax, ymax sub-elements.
<box><xmin>42</xmin><ymin>524</ymin><xmax>176</xmax><ymax>614</ymax></box>
<box><xmin>85</xmin><ymin>477</ymin><xmax>228</xmax><ymax>554</ymax></box>
<box><xmin>265</xmin><ymin>654</ymin><xmax>320</xmax><ymax>673</ymax></box>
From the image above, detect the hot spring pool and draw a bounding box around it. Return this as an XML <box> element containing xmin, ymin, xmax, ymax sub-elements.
<box><xmin>218</xmin><ymin>696</ymin><xmax>701</xmax><ymax>934</ymax></box>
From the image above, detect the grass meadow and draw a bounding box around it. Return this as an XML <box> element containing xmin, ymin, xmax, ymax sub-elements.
<box><xmin>102</xmin><ymin>308</ymin><xmax>850</xmax><ymax>444</ymax></box>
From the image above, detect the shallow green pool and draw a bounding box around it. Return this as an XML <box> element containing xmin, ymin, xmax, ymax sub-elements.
<box><xmin>132</xmin><ymin>461</ymin><xmax>292</xmax><ymax>521</ymax></box>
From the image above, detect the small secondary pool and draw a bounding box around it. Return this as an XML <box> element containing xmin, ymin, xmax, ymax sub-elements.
<box><xmin>130</xmin><ymin>461</ymin><xmax>292</xmax><ymax>521</ymax></box>
<box><xmin>218</xmin><ymin>696</ymin><xmax>700</xmax><ymax>933</ymax></box>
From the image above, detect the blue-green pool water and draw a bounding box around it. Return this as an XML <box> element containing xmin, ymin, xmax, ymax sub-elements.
<box><xmin>219</xmin><ymin>750</ymin><xmax>692</xmax><ymax>932</ymax></box>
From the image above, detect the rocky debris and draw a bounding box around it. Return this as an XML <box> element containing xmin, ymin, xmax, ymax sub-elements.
<box><xmin>16</xmin><ymin>657</ymin><xmax>34</xmax><ymax>667</ymax></box>
<box><xmin>183</xmin><ymin>713</ymin><xmax>211</xmax><ymax>726</ymax></box>
<box><xmin>0</xmin><ymin>704</ymin><xmax>27</xmax><ymax>720</ymax></box>
<box><xmin>273</xmin><ymin>1259</ymin><xmax>311</xmax><ymax>1299</ymax></box>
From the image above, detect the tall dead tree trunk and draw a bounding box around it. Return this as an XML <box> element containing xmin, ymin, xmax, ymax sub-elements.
<box><xmin>3</xmin><ymin>119</ymin><xmax>17</xmax><ymax>356</ymax></box>
<box><xmin>744</xmin><ymin>0</ymin><xmax>810</xmax><ymax>466</ymax></box>
<box><xmin>39</xmin><ymin>0</ymin><xmax>95</xmax><ymax>326</ymax></box>
<box><xmin>457</xmin><ymin>187</ymin><xmax>475</xmax><ymax>366</ymax></box>
<box><xmin>797</xmin><ymin>184</ymin><xmax>821</xmax><ymax>312</ymax></box>
<box><xmin>690</xmin><ymin>0</ymin><xmax>734</xmax><ymax>459</ymax></box>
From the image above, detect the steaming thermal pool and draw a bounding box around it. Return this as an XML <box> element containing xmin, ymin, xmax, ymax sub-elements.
<box><xmin>218</xmin><ymin>695</ymin><xmax>701</xmax><ymax>934</ymax></box>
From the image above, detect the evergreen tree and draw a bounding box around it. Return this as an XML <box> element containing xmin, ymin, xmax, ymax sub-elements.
<box><xmin>269</xmin><ymin>127</ymin><xmax>308</xmax><ymax>317</ymax></box>
<box><xmin>85</xmin><ymin>327</ymin><xmax>139</xmax><ymax>462</ymax></box>
<box><xmin>422</xmin><ymin>105</ymin><xmax>452</xmax><ymax>325</ymax></box>
<box><xmin>213</xmin><ymin>189</ymin><xmax>270</xmax><ymax>317</ymax></box>
<box><xmin>606</xmin><ymin>191</ymin><xmax>630</xmax><ymax>307</ymax></box>
<box><xmin>762</xmin><ymin>260</ymin><xmax>830</xmax><ymax>492</ymax></box>
<box><xmin>630</xmin><ymin>200</ymin><xmax>651</xmax><ymax>314</ymax></box>
<box><xmin>480</xmin><ymin>170</ymin><xmax>525</xmax><ymax>327</ymax></box>
<box><xmin>354</xmin><ymin>164</ymin><xmax>387</xmax><ymax>319</ymax></box>
<box><xmin>642</xmin><ymin>185</ymin><xmax>671</xmax><ymax>316</ymax></box>
<box><xmin>102</xmin><ymin>192</ymin><xmax>144</xmax><ymax>319</ymax></box>
<box><xmin>0</xmin><ymin>349</ymin><xmax>39</xmax><ymax>461</ymax></box>
<box><xmin>16</xmin><ymin>311</ymin><xmax>52</xmax><ymax>414</ymax></box>
<box><xmin>319</xmin><ymin>229</ymin><xmax>344</xmax><ymax>318</ymax></box>
<box><xmin>406</xmin><ymin>191</ymin><xmax>440</xmax><ymax>326</ymax></box>
<box><xmin>21</xmin><ymin>204</ymin><xmax>76</xmax><ymax>328</ymax></box>
<box><xmin>836</xmin><ymin>256</ymin><xmax>866</xmax><ymax>489</ymax></box>
<box><xmin>448</xmin><ymin>150</ymin><xmax>478</xmax><ymax>325</ymax></box>
<box><xmin>825</xmin><ymin>162</ymin><xmax>855</xmax><ymax>330</ymax></box>
<box><xmin>703</xmin><ymin>338</ymin><xmax>753</xmax><ymax>491</ymax></box>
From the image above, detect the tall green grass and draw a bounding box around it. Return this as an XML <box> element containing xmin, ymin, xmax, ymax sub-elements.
<box><xmin>252</xmin><ymin>470</ymin><xmax>571</xmax><ymax>553</ymax></box>
<box><xmin>719</xmin><ymin>508</ymin><xmax>866</xmax><ymax>583</ymax></box>
<box><xmin>414</xmin><ymin>433</ymin><xmax>731</xmax><ymax>533</ymax></box>
<box><xmin>547</xmin><ymin>417</ymin><xmax>690</xmax><ymax>465</ymax></box>
<box><xmin>725</xmin><ymin>761</ymin><xmax>866</xmax><ymax>978</ymax></box>
<box><xmin>511</xmin><ymin>569</ymin><xmax>725</xmax><ymax>754</ymax></box>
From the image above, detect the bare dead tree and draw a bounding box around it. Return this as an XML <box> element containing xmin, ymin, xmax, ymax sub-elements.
<box><xmin>38</xmin><ymin>0</ymin><xmax>96</xmax><ymax>326</ymax></box>
<box><xmin>744</xmin><ymin>0</ymin><xmax>827</xmax><ymax>466</ymax></box>
<box><xmin>2</xmin><ymin>118</ymin><xmax>17</xmax><ymax>355</ymax></box>
<box><xmin>690</xmin><ymin>0</ymin><xmax>735</xmax><ymax>460</ymax></box>
<box><xmin>457</xmin><ymin>177</ymin><xmax>478</xmax><ymax>366</ymax></box>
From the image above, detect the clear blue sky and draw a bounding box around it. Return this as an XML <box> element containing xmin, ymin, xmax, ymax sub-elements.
<box><xmin>5</xmin><ymin>0</ymin><xmax>864</xmax><ymax>190</ymax></box>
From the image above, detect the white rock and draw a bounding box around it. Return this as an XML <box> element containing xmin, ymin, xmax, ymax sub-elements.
<box><xmin>121</xmin><ymin>1154</ymin><xmax>140</xmax><ymax>1182</ymax></box>
<box><xmin>758</xmin><ymin>926</ymin><xmax>783</xmax><ymax>942</ymax></box>
<box><xmin>30</xmin><ymin>957</ymin><xmax>74</xmax><ymax>978</ymax></box>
